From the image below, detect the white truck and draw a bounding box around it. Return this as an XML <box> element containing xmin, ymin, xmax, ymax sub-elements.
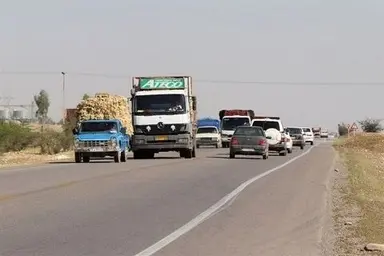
<box><xmin>219</xmin><ymin>109</ymin><xmax>255</xmax><ymax>148</ymax></box>
<box><xmin>130</xmin><ymin>76</ymin><xmax>197</xmax><ymax>159</ymax></box>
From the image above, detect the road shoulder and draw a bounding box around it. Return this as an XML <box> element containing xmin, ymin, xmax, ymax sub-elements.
<box><xmin>156</xmin><ymin>144</ymin><xmax>335</xmax><ymax>256</ymax></box>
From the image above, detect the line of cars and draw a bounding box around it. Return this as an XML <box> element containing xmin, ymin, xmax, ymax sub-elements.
<box><xmin>196</xmin><ymin>113</ymin><xmax>315</xmax><ymax>160</ymax></box>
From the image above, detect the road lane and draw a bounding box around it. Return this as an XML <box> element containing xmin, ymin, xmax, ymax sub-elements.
<box><xmin>155</xmin><ymin>143</ymin><xmax>335</xmax><ymax>256</ymax></box>
<box><xmin>0</xmin><ymin>145</ymin><xmax>324</xmax><ymax>256</ymax></box>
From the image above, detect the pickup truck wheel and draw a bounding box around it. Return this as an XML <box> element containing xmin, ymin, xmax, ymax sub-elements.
<box><xmin>279</xmin><ymin>150</ymin><xmax>287</xmax><ymax>156</ymax></box>
<box><xmin>288</xmin><ymin>148</ymin><xmax>293</xmax><ymax>154</ymax></box>
<box><xmin>114</xmin><ymin>152</ymin><xmax>121</xmax><ymax>163</ymax></box>
<box><xmin>262</xmin><ymin>154</ymin><xmax>268</xmax><ymax>160</ymax></box>
<box><xmin>215</xmin><ymin>144</ymin><xmax>219</xmax><ymax>148</ymax></box>
<box><xmin>75</xmin><ymin>153</ymin><xmax>81</xmax><ymax>163</ymax></box>
<box><xmin>120</xmin><ymin>150</ymin><xmax>127</xmax><ymax>162</ymax></box>
<box><xmin>83</xmin><ymin>156</ymin><xmax>90</xmax><ymax>163</ymax></box>
<box><xmin>300</xmin><ymin>144</ymin><xmax>304</xmax><ymax>150</ymax></box>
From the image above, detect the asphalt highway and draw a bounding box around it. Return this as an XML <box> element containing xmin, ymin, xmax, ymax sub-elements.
<box><xmin>0</xmin><ymin>141</ymin><xmax>335</xmax><ymax>256</ymax></box>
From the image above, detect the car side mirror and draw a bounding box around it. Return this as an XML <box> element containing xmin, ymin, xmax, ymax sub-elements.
<box><xmin>72</xmin><ymin>128</ymin><xmax>78</xmax><ymax>135</ymax></box>
<box><xmin>266</xmin><ymin>136</ymin><xmax>272</xmax><ymax>139</ymax></box>
<box><xmin>121</xmin><ymin>127</ymin><xmax>127</xmax><ymax>134</ymax></box>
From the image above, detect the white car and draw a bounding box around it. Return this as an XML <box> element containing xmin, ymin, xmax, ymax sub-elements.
<box><xmin>302</xmin><ymin>127</ymin><xmax>314</xmax><ymax>145</ymax></box>
<box><xmin>320</xmin><ymin>129</ymin><xmax>329</xmax><ymax>138</ymax></box>
<box><xmin>196</xmin><ymin>126</ymin><xmax>221</xmax><ymax>148</ymax></box>
<box><xmin>251</xmin><ymin>117</ymin><xmax>293</xmax><ymax>155</ymax></box>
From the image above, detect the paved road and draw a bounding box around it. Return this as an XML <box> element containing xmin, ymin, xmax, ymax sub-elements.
<box><xmin>0</xmin><ymin>142</ymin><xmax>334</xmax><ymax>256</ymax></box>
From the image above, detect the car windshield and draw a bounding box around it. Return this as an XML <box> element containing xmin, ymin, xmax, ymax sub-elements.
<box><xmin>234</xmin><ymin>127</ymin><xmax>264</xmax><ymax>136</ymax></box>
<box><xmin>286</xmin><ymin>128</ymin><xmax>302</xmax><ymax>134</ymax></box>
<box><xmin>197</xmin><ymin>127</ymin><xmax>217</xmax><ymax>134</ymax></box>
<box><xmin>134</xmin><ymin>94</ymin><xmax>186</xmax><ymax>115</ymax></box>
<box><xmin>252</xmin><ymin>120</ymin><xmax>280</xmax><ymax>130</ymax></box>
<box><xmin>80</xmin><ymin>121</ymin><xmax>117</xmax><ymax>132</ymax></box>
<box><xmin>222</xmin><ymin>117</ymin><xmax>250</xmax><ymax>130</ymax></box>
<box><xmin>303</xmin><ymin>128</ymin><xmax>311</xmax><ymax>132</ymax></box>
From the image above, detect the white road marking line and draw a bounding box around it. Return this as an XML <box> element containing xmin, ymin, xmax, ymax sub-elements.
<box><xmin>133</xmin><ymin>144</ymin><xmax>318</xmax><ymax>256</ymax></box>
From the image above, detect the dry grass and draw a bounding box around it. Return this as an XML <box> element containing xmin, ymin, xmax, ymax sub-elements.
<box><xmin>28</xmin><ymin>123</ymin><xmax>63</xmax><ymax>132</ymax></box>
<box><xmin>334</xmin><ymin>134</ymin><xmax>384</xmax><ymax>254</ymax></box>
<box><xmin>0</xmin><ymin>148</ymin><xmax>73</xmax><ymax>169</ymax></box>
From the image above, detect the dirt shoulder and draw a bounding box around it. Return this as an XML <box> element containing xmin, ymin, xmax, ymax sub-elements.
<box><xmin>332</xmin><ymin>134</ymin><xmax>384</xmax><ymax>255</ymax></box>
<box><xmin>0</xmin><ymin>149</ymin><xmax>73</xmax><ymax>169</ymax></box>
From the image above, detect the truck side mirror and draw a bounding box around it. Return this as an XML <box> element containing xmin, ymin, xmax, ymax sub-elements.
<box><xmin>72</xmin><ymin>128</ymin><xmax>78</xmax><ymax>135</ymax></box>
<box><xmin>192</xmin><ymin>96</ymin><xmax>197</xmax><ymax>110</ymax></box>
<box><xmin>121</xmin><ymin>127</ymin><xmax>127</xmax><ymax>134</ymax></box>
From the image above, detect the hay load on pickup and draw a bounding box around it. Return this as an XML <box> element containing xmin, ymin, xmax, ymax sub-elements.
<box><xmin>75</xmin><ymin>93</ymin><xmax>133</xmax><ymax>135</ymax></box>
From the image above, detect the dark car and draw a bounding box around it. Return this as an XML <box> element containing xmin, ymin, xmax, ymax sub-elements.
<box><xmin>285</xmin><ymin>127</ymin><xmax>305</xmax><ymax>150</ymax></box>
<box><xmin>229</xmin><ymin>126</ymin><xmax>269</xmax><ymax>159</ymax></box>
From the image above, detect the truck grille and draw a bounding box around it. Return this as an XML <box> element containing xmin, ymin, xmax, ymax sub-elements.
<box><xmin>136</xmin><ymin>124</ymin><xmax>187</xmax><ymax>135</ymax></box>
<box><xmin>79</xmin><ymin>140</ymin><xmax>110</xmax><ymax>147</ymax></box>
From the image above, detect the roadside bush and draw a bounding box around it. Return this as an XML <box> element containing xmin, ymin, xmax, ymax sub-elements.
<box><xmin>0</xmin><ymin>121</ymin><xmax>74</xmax><ymax>155</ymax></box>
<box><xmin>338</xmin><ymin>123</ymin><xmax>349</xmax><ymax>136</ymax></box>
<box><xmin>358</xmin><ymin>118</ymin><xmax>383</xmax><ymax>133</ymax></box>
<box><xmin>0</xmin><ymin>121</ymin><xmax>37</xmax><ymax>153</ymax></box>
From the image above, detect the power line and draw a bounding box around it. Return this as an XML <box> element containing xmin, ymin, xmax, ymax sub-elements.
<box><xmin>1</xmin><ymin>71</ymin><xmax>384</xmax><ymax>85</ymax></box>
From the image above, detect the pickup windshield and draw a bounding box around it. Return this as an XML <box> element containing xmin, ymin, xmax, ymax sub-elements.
<box><xmin>80</xmin><ymin>121</ymin><xmax>118</xmax><ymax>132</ymax></box>
<box><xmin>197</xmin><ymin>127</ymin><xmax>217</xmax><ymax>134</ymax></box>
<box><xmin>134</xmin><ymin>94</ymin><xmax>186</xmax><ymax>115</ymax></box>
<box><xmin>222</xmin><ymin>117</ymin><xmax>250</xmax><ymax>130</ymax></box>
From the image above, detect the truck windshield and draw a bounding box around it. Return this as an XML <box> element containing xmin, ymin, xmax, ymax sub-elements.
<box><xmin>222</xmin><ymin>117</ymin><xmax>250</xmax><ymax>130</ymax></box>
<box><xmin>80</xmin><ymin>121</ymin><xmax>118</xmax><ymax>132</ymax></box>
<box><xmin>197</xmin><ymin>127</ymin><xmax>217</xmax><ymax>134</ymax></box>
<box><xmin>134</xmin><ymin>94</ymin><xmax>186</xmax><ymax>115</ymax></box>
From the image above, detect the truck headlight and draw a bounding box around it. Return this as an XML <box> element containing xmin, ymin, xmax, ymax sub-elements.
<box><xmin>135</xmin><ymin>127</ymin><xmax>144</xmax><ymax>134</ymax></box>
<box><xmin>110</xmin><ymin>137</ymin><xmax>117</xmax><ymax>146</ymax></box>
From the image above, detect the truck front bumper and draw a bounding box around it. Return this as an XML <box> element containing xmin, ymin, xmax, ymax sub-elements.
<box><xmin>132</xmin><ymin>134</ymin><xmax>193</xmax><ymax>151</ymax></box>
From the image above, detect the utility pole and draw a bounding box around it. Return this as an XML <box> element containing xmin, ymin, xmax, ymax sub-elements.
<box><xmin>61</xmin><ymin>72</ymin><xmax>66</xmax><ymax>121</ymax></box>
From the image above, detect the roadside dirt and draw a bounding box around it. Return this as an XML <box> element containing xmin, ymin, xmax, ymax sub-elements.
<box><xmin>332</xmin><ymin>134</ymin><xmax>384</xmax><ymax>255</ymax></box>
<box><xmin>0</xmin><ymin>149</ymin><xmax>73</xmax><ymax>169</ymax></box>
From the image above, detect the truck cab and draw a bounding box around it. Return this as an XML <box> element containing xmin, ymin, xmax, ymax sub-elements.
<box><xmin>221</xmin><ymin>115</ymin><xmax>251</xmax><ymax>148</ymax></box>
<box><xmin>130</xmin><ymin>76</ymin><xmax>197</xmax><ymax>159</ymax></box>
<box><xmin>72</xmin><ymin>119</ymin><xmax>130</xmax><ymax>163</ymax></box>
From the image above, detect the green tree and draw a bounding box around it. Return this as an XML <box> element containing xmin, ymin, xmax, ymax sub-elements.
<box><xmin>82</xmin><ymin>93</ymin><xmax>91</xmax><ymax>100</ymax></box>
<box><xmin>34</xmin><ymin>90</ymin><xmax>50</xmax><ymax>128</ymax></box>
<box><xmin>358</xmin><ymin>118</ymin><xmax>383</xmax><ymax>133</ymax></box>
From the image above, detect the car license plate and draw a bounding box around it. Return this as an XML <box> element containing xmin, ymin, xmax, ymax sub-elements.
<box><xmin>242</xmin><ymin>148</ymin><xmax>254</xmax><ymax>152</ymax></box>
<box><xmin>89</xmin><ymin>147</ymin><xmax>103</xmax><ymax>152</ymax></box>
<box><xmin>155</xmin><ymin>136</ymin><xmax>168</xmax><ymax>141</ymax></box>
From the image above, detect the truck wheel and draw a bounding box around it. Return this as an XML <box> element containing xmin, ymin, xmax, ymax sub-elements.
<box><xmin>288</xmin><ymin>148</ymin><xmax>292</xmax><ymax>154</ymax></box>
<box><xmin>196</xmin><ymin>145</ymin><xmax>200</xmax><ymax>149</ymax></box>
<box><xmin>192</xmin><ymin>147</ymin><xmax>196</xmax><ymax>158</ymax></box>
<box><xmin>145</xmin><ymin>152</ymin><xmax>155</xmax><ymax>159</ymax></box>
<box><xmin>229</xmin><ymin>152</ymin><xmax>235</xmax><ymax>158</ymax></box>
<box><xmin>310</xmin><ymin>141</ymin><xmax>314</xmax><ymax>145</ymax></box>
<box><xmin>279</xmin><ymin>150</ymin><xmax>287</xmax><ymax>156</ymax></box>
<box><xmin>114</xmin><ymin>152</ymin><xmax>121</xmax><ymax>163</ymax></box>
<box><xmin>215</xmin><ymin>144</ymin><xmax>219</xmax><ymax>148</ymax></box>
<box><xmin>120</xmin><ymin>149</ymin><xmax>127</xmax><ymax>162</ymax></box>
<box><xmin>184</xmin><ymin>149</ymin><xmax>193</xmax><ymax>159</ymax></box>
<box><xmin>300</xmin><ymin>144</ymin><xmax>304</xmax><ymax>150</ymax></box>
<box><xmin>83</xmin><ymin>156</ymin><xmax>90</xmax><ymax>163</ymax></box>
<box><xmin>133</xmin><ymin>151</ymin><xmax>142</xmax><ymax>159</ymax></box>
<box><xmin>75</xmin><ymin>153</ymin><xmax>81</xmax><ymax>163</ymax></box>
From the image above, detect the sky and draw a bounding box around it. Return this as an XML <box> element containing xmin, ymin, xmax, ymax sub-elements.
<box><xmin>1</xmin><ymin>0</ymin><xmax>384</xmax><ymax>130</ymax></box>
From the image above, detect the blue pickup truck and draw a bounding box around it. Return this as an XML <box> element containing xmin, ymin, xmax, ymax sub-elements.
<box><xmin>72</xmin><ymin>119</ymin><xmax>130</xmax><ymax>163</ymax></box>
